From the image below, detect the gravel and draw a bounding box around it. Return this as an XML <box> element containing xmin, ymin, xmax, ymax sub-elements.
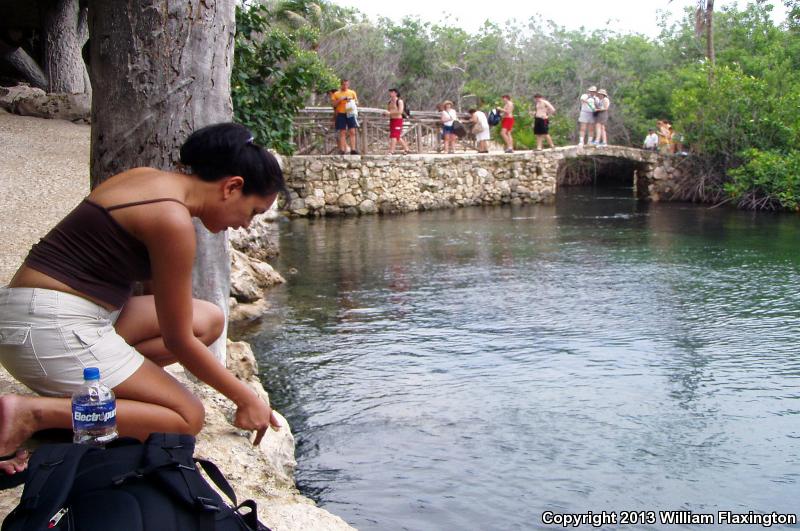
<box><xmin>0</xmin><ymin>109</ymin><xmax>90</xmax><ymax>284</ymax></box>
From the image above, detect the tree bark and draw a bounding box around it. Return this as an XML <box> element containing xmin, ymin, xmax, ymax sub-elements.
<box><xmin>88</xmin><ymin>0</ymin><xmax>237</xmax><ymax>364</ymax></box>
<box><xmin>705</xmin><ymin>0</ymin><xmax>715</xmax><ymax>66</ymax></box>
<box><xmin>0</xmin><ymin>42</ymin><xmax>48</xmax><ymax>89</ymax></box>
<box><xmin>42</xmin><ymin>0</ymin><xmax>89</xmax><ymax>93</ymax></box>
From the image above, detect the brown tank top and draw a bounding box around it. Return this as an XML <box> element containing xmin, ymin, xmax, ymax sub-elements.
<box><xmin>24</xmin><ymin>198</ymin><xmax>187</xmax><ymax>308</ymax></box>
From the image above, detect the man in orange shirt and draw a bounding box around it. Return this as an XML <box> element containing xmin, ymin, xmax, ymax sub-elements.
<box><xmin>331</xmin><ymin>79</ymin><xmax>359</xmax><ymax>155</ymax></box>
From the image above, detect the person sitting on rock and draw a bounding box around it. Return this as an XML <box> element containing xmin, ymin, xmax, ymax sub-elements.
<box><xmin>0</xmin><ymin>123</ymin><xmax>285</xmax><ymax>474</ymax></box>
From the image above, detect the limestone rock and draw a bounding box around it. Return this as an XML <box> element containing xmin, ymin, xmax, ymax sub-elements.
<box><xmin>229</xmin><ymin>297</ymin><xmax>271</xmax><ymax>322</ymax></box>
<box><xmin>338</xmin><ymin>193</ymin><xmax>358</xmax><ymax>208</ymax></box>
<box><xmin>0</xmin><ymin>85</ymin><xmax>90</xmax><ymax>123</ymax></box>
<box><xmin>228</xmin><ymin>209</ymin><xmax>281</xmax><ymax>262</ymax></box>
<box><xmin>359</xmin><ymin>199</ymin><xmax>377</xmax><ymax>214</ymax></box>
<box><xmin>230</xmin><ymin>249</ymin><xmax>285</xmax><ymax>303</ymax></box>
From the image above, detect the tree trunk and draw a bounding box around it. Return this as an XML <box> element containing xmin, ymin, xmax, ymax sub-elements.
<box><xmin>42</xmin><ymin>0</ymin><xmax>89</xmax><ymax>93</ymax></box>
<box><xmin>0</xmin><ymin>42</ymin><xmax>48</xmax><ymax>89</ymax></box>
<box><xmin>705</xmin><ymin>0</ymin><xmax>715</xmax><ymax>66</ymax></box>
<box><xmin>88</xmin><ymin>0</ymin><xmax>236</xmax><ymax>364</ymax></box>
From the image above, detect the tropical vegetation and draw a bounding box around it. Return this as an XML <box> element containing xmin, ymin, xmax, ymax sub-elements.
<box><xmin>233</xmin><ymin>0</ymin><xmax>800</xmax><ymax>211</ymax></box>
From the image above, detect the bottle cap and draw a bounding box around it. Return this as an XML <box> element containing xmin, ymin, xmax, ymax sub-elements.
<box><xmin>83</xmin><ymin>367</ymin><xmax>100</xmax><ymax>380</ymax></box>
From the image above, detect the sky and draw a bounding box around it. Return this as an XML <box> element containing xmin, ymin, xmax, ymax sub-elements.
<box><xmin>333</xmin><ymin>0</ymin><xmax>787</xmax><ymax>38</ymax></box>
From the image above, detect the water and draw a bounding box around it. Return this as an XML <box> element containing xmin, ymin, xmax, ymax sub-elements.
<box><xmin>239</xmin><ymin>188</ymin><xmax>800</xmax><ymax>530</ymax></box>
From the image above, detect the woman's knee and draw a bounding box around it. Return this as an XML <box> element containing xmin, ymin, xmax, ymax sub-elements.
<box><xmin>194</xmin><ymin>300</ymin><xmax>224</xmax><ymax>346</ymax></box>
<box><xmin>181</xmin><ymin>395</ymin><xmax>206</xmax><ymax>435</ymax></box>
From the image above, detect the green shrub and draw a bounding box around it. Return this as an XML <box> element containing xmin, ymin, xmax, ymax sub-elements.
<box><xmin>233</xmin><ymin>4</ymin><xmax>338</xmax><ymax>155</ymax></box>
<box><xmin>726</xmin><ymin>149</ymin><xmax>800</xmax><ymax>210</ymax></box>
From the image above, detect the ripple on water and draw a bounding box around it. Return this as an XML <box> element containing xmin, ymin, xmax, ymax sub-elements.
<box><xmin>249</xmin><ymin>194</ymin><xmax>800</xmax><ymax>530</ymax></box>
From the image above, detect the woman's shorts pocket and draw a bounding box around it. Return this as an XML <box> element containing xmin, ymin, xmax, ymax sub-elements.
<box><xmin>64</xmin><ymin>322</ymin><xmax>114</xmax><ymax>363</ymax></box>
<box><xmin>0</xmin><ymin>326</ymin><xmax>31</xmax><ymax>346</ymax></box>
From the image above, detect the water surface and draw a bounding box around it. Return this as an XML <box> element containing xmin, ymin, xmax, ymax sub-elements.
<box><xmin>240</xmin><ymin>188</ymin><xmax>800</xmax><ymax>530</ymax></box>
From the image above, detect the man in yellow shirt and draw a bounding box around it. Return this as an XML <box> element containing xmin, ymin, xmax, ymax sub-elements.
<box><xmin>331</xmin><ymin>79</ymin><xmax>359</xmax><ymax>155</ymax></box>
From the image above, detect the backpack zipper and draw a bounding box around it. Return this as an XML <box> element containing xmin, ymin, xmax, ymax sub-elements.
<box><xmin>48</xmin><ymin>507</ymin><xmax>68</xmax><ymax>528</ymax></box>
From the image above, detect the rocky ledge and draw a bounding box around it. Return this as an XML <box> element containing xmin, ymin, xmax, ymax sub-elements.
<box><xmin>0</xmin><ymin>340</ymin><xmax>354</xmax><ymax>530</ymax></box>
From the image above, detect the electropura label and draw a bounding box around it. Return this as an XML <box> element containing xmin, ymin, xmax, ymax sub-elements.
<box><xmin>72</xmin><ymin>401</ymin><xmax>117</xmax><ymax>430</ymax></box>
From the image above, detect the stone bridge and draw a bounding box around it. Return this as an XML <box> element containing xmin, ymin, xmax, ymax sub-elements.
<box><xmin>283</xmin><ymin>146</ymin><xmax>679</xmax><ymax>217</ymax></box>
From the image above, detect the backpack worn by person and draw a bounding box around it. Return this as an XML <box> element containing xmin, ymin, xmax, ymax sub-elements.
<box><xmin>1</xmin><ymin>433</ymin><xmax>271</xmax><ymax>531</ymax></box>
<box><xmin>452</xmin><ymin>120</ymin><xmax>467</xmax><ymax>139</ymax></box>
<box><xmin>400</xmin><ymin>99</ymin><xmax>411</xmax><ymax>119</ymax></box>
<box><xmin>487</xmin><ymin>108</ymin><xmax>501</xmax><ymax>127</ymax></box>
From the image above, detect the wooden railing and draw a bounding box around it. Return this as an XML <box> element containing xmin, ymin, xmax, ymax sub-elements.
<box><xmin>292</xmin><ymin>107</ymin><xmax>476</xmax><ymax>155</ymax></box>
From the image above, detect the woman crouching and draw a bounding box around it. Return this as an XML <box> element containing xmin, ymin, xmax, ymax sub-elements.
<box><xmin>0</xmin><ymin>123</ymin><xmax>284</xmax><ymax>473</ymax></box>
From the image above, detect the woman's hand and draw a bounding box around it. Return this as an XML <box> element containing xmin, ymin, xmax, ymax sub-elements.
<box><xmin>234</xmin><ymin>393</ymin><xmax>282</xmax><ymax>446</ymax></box>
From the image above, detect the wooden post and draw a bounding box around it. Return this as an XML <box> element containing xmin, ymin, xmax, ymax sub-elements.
<box><xmin>360</xmin><ymin>117</ymin><xmax>368</xmax><ymax>155</ymax></box>
<box><xmin>415</xmin><ymin>122</ymin><xmax>422</xmax><ymax>154</ymax></box>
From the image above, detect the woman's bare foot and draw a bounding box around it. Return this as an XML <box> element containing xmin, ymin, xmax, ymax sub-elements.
<box><xmin>0</xmin><ymin>449</ymin><xmax>29</xmax><ymax>474</ymax></box>
<box><xmin>0</xmin><ymin>395</ymin><xmax>40</xmax><ymax>465</ymax></box>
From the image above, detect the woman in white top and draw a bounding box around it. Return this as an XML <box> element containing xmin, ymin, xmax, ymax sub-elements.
<box><xmin>468</xmin><ymin>109</ymin><xmax>490</xmax><ymax>153</ymax></box>
<box><xmin>440</xmin><ymin>100</ymin><xmax>458</xmax><ymax>154</ymax></box>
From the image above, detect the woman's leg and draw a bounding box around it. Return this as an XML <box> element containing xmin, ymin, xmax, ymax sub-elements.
<box><xmin>0</xmin><ymin>359</ymin><xmax>205</xmax><ymax>457</ymax></box>
<box><xmin>114</xmin><ymin>295</ymin><xmax>224</xmax><ymax>367</ymax></box>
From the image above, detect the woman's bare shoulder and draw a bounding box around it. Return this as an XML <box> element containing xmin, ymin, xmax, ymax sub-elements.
<box><xmin>89</xmin><ymin>168</ymin><xmax>186</xmax><ymax>204</ymax></box>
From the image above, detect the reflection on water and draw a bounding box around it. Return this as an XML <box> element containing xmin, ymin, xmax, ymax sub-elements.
<box><xmin>240</xmin><ymin>188</ymin><xmax>800</xmax><ymax>530</ymax></box>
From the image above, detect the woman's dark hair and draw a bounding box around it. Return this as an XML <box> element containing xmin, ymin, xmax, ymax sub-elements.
<box><xmin>180</xmin><ymin>122</ymin><xmax>286</xmax><ymax>197</ymax></box>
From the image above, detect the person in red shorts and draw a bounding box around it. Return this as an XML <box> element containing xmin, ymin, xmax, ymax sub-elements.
<box><xmin>500</xmin><ymin>94</ymin><xmax>515</xmax><ymax>153</ymax></box>
<box><xmin>387</xmin><ymin>88</ymin><xmax>410</xmax><ymax>155</ymax></box>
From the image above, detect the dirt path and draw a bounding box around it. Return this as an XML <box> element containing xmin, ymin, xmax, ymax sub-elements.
<box><xmin>0</xmin><ymin>110</ymin><xmax>90</xmax><ymax>284</ymax></box>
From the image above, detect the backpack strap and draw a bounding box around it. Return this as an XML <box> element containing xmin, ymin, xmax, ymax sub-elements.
<box><xmin>141</xmin><ymin>433</ymin><xmax>222</xmax><ymax>531</ymax></box>
<box><xmin>2</xmin><ymin>443</ymin><xmax>94</xmax><ymax>531</ymax></box>
<box><xmin>195</xmin><ymin>458</ymin><xmax>237</xmax><ymax>505</ymax></box>
<box><xmin>141</xmin><ymin>433</ymin><xmax>271</xmax><ymax>531</ymax></box>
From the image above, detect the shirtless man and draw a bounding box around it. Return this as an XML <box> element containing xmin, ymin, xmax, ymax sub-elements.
<box><xmin>387</xmin><ymin>88</ymin><xmax>410</xmax><ymax>155</ymax></box>
<box><xmin>500</xmin><ymin>95</ymin><xmax>514</xmax><ymax>153</ymax></box>
<box><xmin>532</xmin><ymin>94</ymin><xmax>556</xmax><ymax>150</ymax></box>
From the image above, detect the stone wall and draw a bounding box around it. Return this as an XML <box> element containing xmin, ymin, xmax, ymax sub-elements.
<box><xmin>642</xmin><ymin>154</ymin><xmax>694</xmax><ymax>201</ymax></box>
<box><xmin>283</xmin><ymin>152</ymin><xmax>561</xmax><ymax>216</ymax></box>
<box><xmin>282</xmin><ymin>147</ymin><xmax>672</xmax><ymax>217</ymax></box>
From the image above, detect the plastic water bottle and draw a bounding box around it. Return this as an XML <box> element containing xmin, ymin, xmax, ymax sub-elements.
<box><xmin>71</xmin><ymin>367</ymin><xmax>118</xmax><ymax>446</ymax></box>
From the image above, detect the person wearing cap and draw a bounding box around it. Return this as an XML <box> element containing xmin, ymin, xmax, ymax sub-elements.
<box><xmin>643</xmin><ymin>129</ymin><xmax>659</xmax><ymax>151</ymax></box>
<box><xmin>577</xmin><ymin>86</ymin><xmax>598</xmax><ymax>147</ymax></box>
<box><xmin>594</xmin><ymin>89</ymin><xmax>610</xmax><ymax>147</ymax></box>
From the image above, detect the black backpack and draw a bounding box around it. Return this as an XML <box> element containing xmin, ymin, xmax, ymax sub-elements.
<box><xmin>487</xmin><ymin>108</ymin><xmax>501</xmax><ymax>126</ymax></box>
<box><xmin>400</xmin><ymin>99</ymin><xmax>411</xmax><ymax>119</ymax></box>
<box><xmin>2</xmin><ymin>433</ymin><xmax>270</xmax><ymax>531</ymax></box>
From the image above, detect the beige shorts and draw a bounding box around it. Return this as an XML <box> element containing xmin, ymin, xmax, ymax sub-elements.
<box><xmin>0</xmin><ymin>287</ymin><xmax>144</xmax><ymax>397</ymax></box>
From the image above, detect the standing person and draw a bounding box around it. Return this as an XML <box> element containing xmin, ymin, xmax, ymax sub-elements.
<box><xmin>0</xmin><ymin>123</ymin><xmax>285</xmax><ymax>473</ymax></box>
<box><xmin>657</xmin><ymin>120</ymin><xmax>672</xmax><ymax>154</ymax></box>
<box><xmin>594</xmin><ymin>89</ymin><xmax>610</xmax><ymax>147</ymax></box>
<box><xmin>577</xmin><ymin>86</ymin><xmax>598</xmax><ymax>146</ymax></box>
<box><xmin>532</xmin><ymin>94</ymin><xmax>556</xmax><ymax>150</ymax></box>
<box><xmin>499</xmin><ymin>94</ymin><xmax>515</xmax><ymax>153</ymax></box>
<box><xmin>387</xmin><ymin>88</ymin><xmax>410</xmax><ymax>155</ymax></box>
<box><xmin>331</xmin><ymin>79</ymin><xmax>359</xmax><ymax>155</ymax></box>
<box><xmin>643</xmin><ymin>129</ymin><xmax>659</xmax><ymax>151</ymax></box>
<box><xmin>468</xmin><ymin>108</ymin><xmax>490</xmax><ymax>153</ymax></box>
<box><xmin>440</xmin><ymin>100</ymin><xmax>458</xmax><ymax>154</ymax></box>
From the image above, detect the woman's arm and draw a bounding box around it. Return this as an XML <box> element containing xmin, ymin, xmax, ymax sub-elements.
<box><xmin>139</xmin><ymin>206</ymin><xmax>278</xmax><ymax>443</ymax></box>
